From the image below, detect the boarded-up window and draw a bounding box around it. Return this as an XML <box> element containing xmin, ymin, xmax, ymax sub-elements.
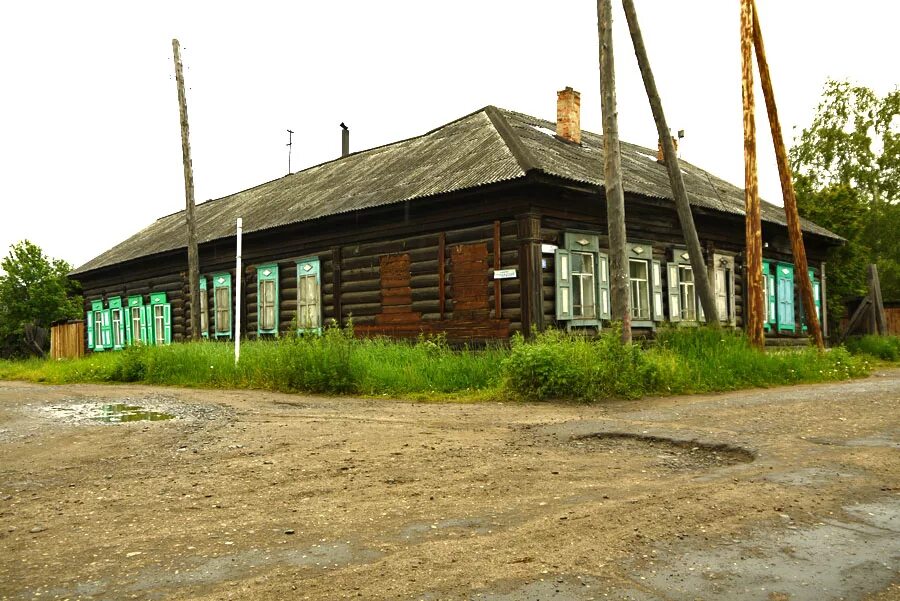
<box><xmin>215</xmin><ymin>287</ymin><xmax>230</xmax><ymax>334</ymax></box>
<box><xmin>130</xmin><ymin>306</ymin><xmax>143</xmax><ymax>343</ymax></box>
<box><xmin>259</xmin><ymin>280</ymin><xmax>276</xmax><ymax>330</ymax></box>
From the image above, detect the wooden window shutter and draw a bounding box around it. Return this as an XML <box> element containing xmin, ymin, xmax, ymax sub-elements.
<box><xmin>257</xmin><ymin>264</ymin><xmax>280</xmax><ymax>336</ymax></box>
<box><xmin>598</xmin><ymin>252</ymin><xmax>610</xmax><ymax>320</ymax></box>
<box><xmin>99</xmin><ymin>304</ymin><xmax>112</xmax><ymax>349</ymax></box>
<box><xmin>141</xmin><ymin>305</ymin><xmax>151</xmax><ymax>345</ymax></box>
<box><xmin>212</xmin><ymin>274</ymin><xmax>233</xmax><ymax>338</ymax></box>
<box><xmin>199</xmin><ymin>277</ymin><xmax>209</xmax><ymax>338</ymax></box>
<box><xmin>762</xmin><ymin>261</ymin><xmax>776</xmax><ymax>329</ymax></box>
<box><xmin>296</xmin><ymin>258</ymin><xmax>321</xmax><ymax>333</ymax></box>
<box><xmin>163</xmin><ymin>303</ymin><xmax>172</xmax><ymax>344</ymax></box>
<box><xmin>776</xmin><ymin>263</ymin><xmax>795</xmax><ymax>332</ymax></box>
<box><xmin>652</xmin><ymin>260</ymin><xmax>664</xmax><ymax>321</ymax></box>
<box><xmin>555</xmin><ymin>249</ymin><xmax>573</xmax><ymax>321</ymax></box>
<box><xmin>667</xmin><ymin>263</ymin><xmax>681</xmax><ymax>322</ymax></box>
<box><xmin>86</xmin><ymin>310</ymin><xmax>95</xmax><ymax>349</ymax></box>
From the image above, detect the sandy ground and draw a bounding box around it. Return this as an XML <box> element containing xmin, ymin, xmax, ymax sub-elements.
<box><xmin>0</xmin><ymin>370</ymin><xmax>898</xmax><ymax>601</ymax></box>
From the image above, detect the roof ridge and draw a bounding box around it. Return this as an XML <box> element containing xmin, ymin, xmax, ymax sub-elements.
<box><xmin>483</xmin><ymin>106</ymin><xmax>540</xmax><ymax>173</ymax></box>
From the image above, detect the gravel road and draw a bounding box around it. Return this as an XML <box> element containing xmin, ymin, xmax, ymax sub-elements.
<box><xmin>1</xmin><ymin>371</ymin><xmax>897</xmax><ymax>600</ymax></box>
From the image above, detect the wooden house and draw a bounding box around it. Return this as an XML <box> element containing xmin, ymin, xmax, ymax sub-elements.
<box><xmin>71</xmin><ymin>88</ymin><xmax>841</xmax><ymax>350</ymax></box>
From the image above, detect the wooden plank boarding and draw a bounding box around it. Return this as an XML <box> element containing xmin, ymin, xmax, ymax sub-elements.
<box><xmin>438</xmin><ymin>232</ymin><xmax>446</xmax><ymax>320</ymax></box>
<box><xmin>493</xmin><ymin>220</ymin><xmax>502</xmax><ymax>318</ymax></box>
<box><xmin>740</xmin><ymin>0</ymin><xmax>764</xmax><ymax>349</ymax></box>
<box><xmin>750</xmin><ymin>0</ymin><xmax>823</xmax><ymax>350</ymax></box>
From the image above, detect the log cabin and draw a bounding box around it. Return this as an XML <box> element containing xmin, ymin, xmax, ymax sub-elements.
<box><xmin>71</xmin><ymin>87</ymin><xmax>840</xmax><ymax>350</ymax></box>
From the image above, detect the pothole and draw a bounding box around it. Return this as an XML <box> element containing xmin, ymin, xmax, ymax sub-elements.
<box><xmin>569</xmin><ymin>433</ymin><xmax>754</xmax><ymax>471</ymax></box>
<box><xmin>38</xmin><ymin>395</ymin><xmax>231</xmax><ymax>425</ymax></box>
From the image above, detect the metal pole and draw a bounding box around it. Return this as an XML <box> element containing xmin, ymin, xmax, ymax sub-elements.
<box><xmin>235</xmin><ymin>218</ymin><xmax>242</xmax><ymax>364</ymax></box>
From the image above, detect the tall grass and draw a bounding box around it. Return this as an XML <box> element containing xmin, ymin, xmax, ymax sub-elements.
<box><xmin>0</xmin><ymin>326</ymin><xmax>879</xmax><ymax>402</ymax></box>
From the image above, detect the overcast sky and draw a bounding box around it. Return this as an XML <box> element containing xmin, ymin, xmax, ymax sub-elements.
<box><xmin>1</xmin><ymin>1</ymin><xmax>897</xmax><ymax>273</ymax></box>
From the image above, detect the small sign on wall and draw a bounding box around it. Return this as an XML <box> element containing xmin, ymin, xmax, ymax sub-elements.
<box><xmin>493</xmin><ymin>269</ymin><xmax>518</xmax><ymax>280</ymax></box>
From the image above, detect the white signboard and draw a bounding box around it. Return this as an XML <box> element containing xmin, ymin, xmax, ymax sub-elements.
<box><xmin>541</xmin><ymin>244</ymin><xmax>558</xmax><ymax>254</ymax></box>
<box><xmin>493</xmin><ymin>269</ymin><xmax>518</xmax><ymax>280</ymax></box>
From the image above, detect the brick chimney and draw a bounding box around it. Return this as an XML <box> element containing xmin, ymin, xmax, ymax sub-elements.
<box><xmin>556</xmin><ymin>87</ymin><xmax>581</xmax><ymax>144</ymax></box>
<box><xmin>657</xmin><ymin>136</ymin><xmax>679</xmax><ymax>162</ymax></box>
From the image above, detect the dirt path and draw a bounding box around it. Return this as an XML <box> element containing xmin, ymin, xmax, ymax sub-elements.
<box><xmin>1</xmin><ymin>371</ymin><xmax>898</xmax><ymax>600</ymax></box>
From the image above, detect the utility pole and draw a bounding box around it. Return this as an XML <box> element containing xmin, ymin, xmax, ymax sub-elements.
<box><xmin>286</xmin><ymin>129</ymin><xmax>294</xmax><ymax>174</ymax></box>
<box><xmin>597</xmin><ymin>0</ymin><xmax>631</xmax><ymax>343</ymax></box>
<box><xmin>621</xmin><ymin>0</ymin><xmax>719</xmax><ymax>326</ymax></box>
<box><xmin>750</xmin><ymin>0</ymin><xmax>823</xmax><ymax>350</ymax></box>
<box><xmin>172</xmin><ymin>39</ymin><xmax>201</xmax><ymax>342</ymax></box>
<box><xmin>740</xmin><ymin>0</ymin><xmax>765</xmax><ymax>349</ymax></box>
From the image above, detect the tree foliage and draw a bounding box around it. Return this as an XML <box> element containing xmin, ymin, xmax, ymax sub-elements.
<box><xmin>790</xmin><ymin>80</ymin><xmax>900</xmax><ymax>326</ymax></box>
<box><xmin>0</xmin><ymin>240</ymin><xmax>82</xmax><ymax>357</ymax></box>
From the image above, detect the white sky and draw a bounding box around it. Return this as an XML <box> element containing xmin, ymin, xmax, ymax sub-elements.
<box><xmin>1</xmin><ymin>1</ymin><xmax>897</xmax><ymax>273</ymax></box>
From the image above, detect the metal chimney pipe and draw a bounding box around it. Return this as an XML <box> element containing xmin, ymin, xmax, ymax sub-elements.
<box><xmin>340</xmin><ymin>122</ymin><xmax>349</xmax><ymax>157</ymax></box>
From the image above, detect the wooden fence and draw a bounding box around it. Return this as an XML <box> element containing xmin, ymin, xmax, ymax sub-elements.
<box><xmin>50</xmin><ymin>321</ymin><xmax>85</xmax><ymax>360</ymax></box>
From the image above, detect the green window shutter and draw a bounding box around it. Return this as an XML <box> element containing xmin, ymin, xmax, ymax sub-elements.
<box><xmin>199</xmin><ymin>278</ymin><xmax>209</xmax><ymax>338</ymax></box>
<box><xmin>163</xmin><ymin>303</ymin><xmax>172</xmax><ymax>344</ymax></box>
<box><xmin>667</xmin><ymin>263</ymin><xmax>681</xmax><ymax>322</ymax></box>
<box><xmin>141</xmin><ymin>305</ymin><xmax>151</xmax><ymax>345</ymax></box>
<box><xmin>212</xmin><ymin>273</ymin><xmax>233</xmax><ymax>338</ymax></box>
<box><xmin>801</xmin><ymin>269</ymin><xmax>822</xmax><ymax>331</ymax></box>
<box><xmin>652</xmin><ymin>260</ymin><xmax>664</xmax><ymax>321</ymax></box>
<box><xmin>86</xmin><ymin>310</ymin><xmax>95</xmax><ymax>349</ymax></box>
<box><xmin>597</xmin><ymin>252</ymin><xmax>610</xmax><ymax>320</ymax></box>
<box><xmin>555</xmin><ymin>249</ymin><xmax>573</xmax><ymax>321</ymax></box>
<box><xmin>762</xmin><ymin>261</ymin><xmax>776</xmax><ymax>330</ymax></box>
<box><xmin>776</xmin><ymin>263</ymin><xmax>795</xmax><ymax>332</ymax></box>
<box><xmin>100</xmin><ymin>309</ymin><xmax>112</xmax><ymax>349</ymax></box>
<box><xmin>257</xmin><ymin>264</ymin><xmax>280</xmax><ymax>336</ymax></box>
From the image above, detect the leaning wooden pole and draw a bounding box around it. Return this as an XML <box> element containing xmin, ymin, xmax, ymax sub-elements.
<box><xmin>621</xmin><ymin>0</ymin><xmax>719</xmax><ymax>326</ymax></box>
<box><xmin>740</xmin><ymin>0</ymin><xmax>765</xmax><ymax>350</ymax></box>
<box><xmin>173</xmin><ymin>39</ymin><xmax>201</xmax><ymax>341</ymax></box>
<box><xmin>597</xmin><ymin>0</ymin><xmax>631</xmax><ymax>343</ymax></box>
<box><xmin>750</xmin><ymin>0</ymin><xmax>824</xmax><ymax>350</ymax></box>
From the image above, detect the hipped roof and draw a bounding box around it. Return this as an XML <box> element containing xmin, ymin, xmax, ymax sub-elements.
<box><xmin>72</xmin><ymin>106</ymin><xmax>840</xmax><ymax>275</ymax></box>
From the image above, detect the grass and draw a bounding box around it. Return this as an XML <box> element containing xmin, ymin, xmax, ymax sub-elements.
<box><xmin>0</xmin><ymin>326</ymin><xmax>886</xmax><ymax>402</ymax></box>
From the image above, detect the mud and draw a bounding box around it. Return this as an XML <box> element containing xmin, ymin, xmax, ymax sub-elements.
<box><xmin>1</xmin><ymin>371</ymin><xmax>898</xmax><ymax>600</ymax></box>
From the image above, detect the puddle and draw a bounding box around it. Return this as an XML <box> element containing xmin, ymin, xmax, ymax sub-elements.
<box><xmin>569</xmin><ymin>433</ymin><xmax>754</xmax><ymax>471</ymax></box>
<box><xmin>631</xmin><ymin>497</ymin><xmax>900</xmax><ymax>601</ymax></box>
<box><xmin>91</xmin><ymin>404</ymin><xmax>174</xmax><ymax>423</ymax></box>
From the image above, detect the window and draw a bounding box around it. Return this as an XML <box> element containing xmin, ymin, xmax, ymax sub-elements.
<box><xmin>199</xmin><ymin>278</ymin><xmax>208</xmax><ymax>338</ymax></box>
<box><xmin>87</xmin><ymin>300</ymin><xmax>104</xmax><ymax>351</ymax></box>
<box><xmin>554</xmin><ymin>232</ymin><xmax>609</xmax><ymax>326</ymax></box>
<box><xmin>297</xmin><ymin>258</ymin><xmax>321</xmax><ymax>332</ymax></box>
<box><xmin>109</xmin><ymin>297</ymin><xmax>125</xmax><ymax>350</ymax></box>
<box><xmin>713</xmin><ymin>254</ymin><xmax>736</xmax><ymax>325</ymax></box>
<box><xmin>801</xmin><ymin>268</ymin><xmax>822</xmax><ymax>332</ymax></box>
<box><xmin>257</xmin><ymin>264</ymin><xmax>279</xmax><ymax>336</ymax></box>
<box><xmin>212</xmin><ymin>273</ymin><xmax>232</xmax><ymax>338</ymax></box>
<box><xmin>630</xmin><ymin>259</ymin><xmax>651</xmax><ymax>321</ymax></box>
<box><xmin>627</xmin><ymin>243</ymin><xmax>661</xmax><ymax>325</ymax></box>
<box><xmin>149</xmin><ymin>292</ymin><xmax>172</xmax><ymax>345</ymax></box>
<box><xmin>571</xmin><ymin>252</ymin><xmax>596</xmax><ymax>318</ymax></box>
<box><xmin>126</xmin><ymin>295</ymin><xmax>145</xmax><ymax>344</ymax></box>
<box><xmin>678</xmin><ymin>265</ymin><xmax>697</xmax><ymax>321</ymax></box>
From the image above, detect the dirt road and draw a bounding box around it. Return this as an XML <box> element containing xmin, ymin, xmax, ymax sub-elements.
<box><xmin>1</xmin><ymin>371</ymin><xmax>898</xmax><ymax>600</ymax></box>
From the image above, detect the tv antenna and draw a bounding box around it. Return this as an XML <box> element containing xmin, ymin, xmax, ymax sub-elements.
<box><xmin>286</xmin><ymin>129</ymin><xmax>294</xmax><ymax>174</ymax></box>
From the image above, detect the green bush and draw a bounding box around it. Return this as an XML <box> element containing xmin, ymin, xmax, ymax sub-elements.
<box><xmin>502</xmin><ymin>327</ymin><xmax>657</xmax><ymax>401</ymax></box>
<box><xmin>844</xmin><ymin>335</ymin><xmax>900</xmax><ymax>361</ymax></box>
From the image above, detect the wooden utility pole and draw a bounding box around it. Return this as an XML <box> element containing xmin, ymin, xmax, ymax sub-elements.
<box><xmin>597</xmin><ymin>0</ymin><xmax>631</xmax><ymax>342</ymax></box>
<box><xmin>750</xmin><ymin>0</ymin><xmax>823</xmax><ymax>350</ymax></box>
<box><xmin>173</xmin><ymin>39</ymin><xmax>201</xmax><ymax>341</ymax></box>
<box><xmin>740</xmin><ymin>0</ymin><xmax>764</xmax><ymax>349</ymax></box>
<box><xmin>621</xmin><ymin>0</ymin><xmax>719</xmax><ymax>326</ymax></box>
